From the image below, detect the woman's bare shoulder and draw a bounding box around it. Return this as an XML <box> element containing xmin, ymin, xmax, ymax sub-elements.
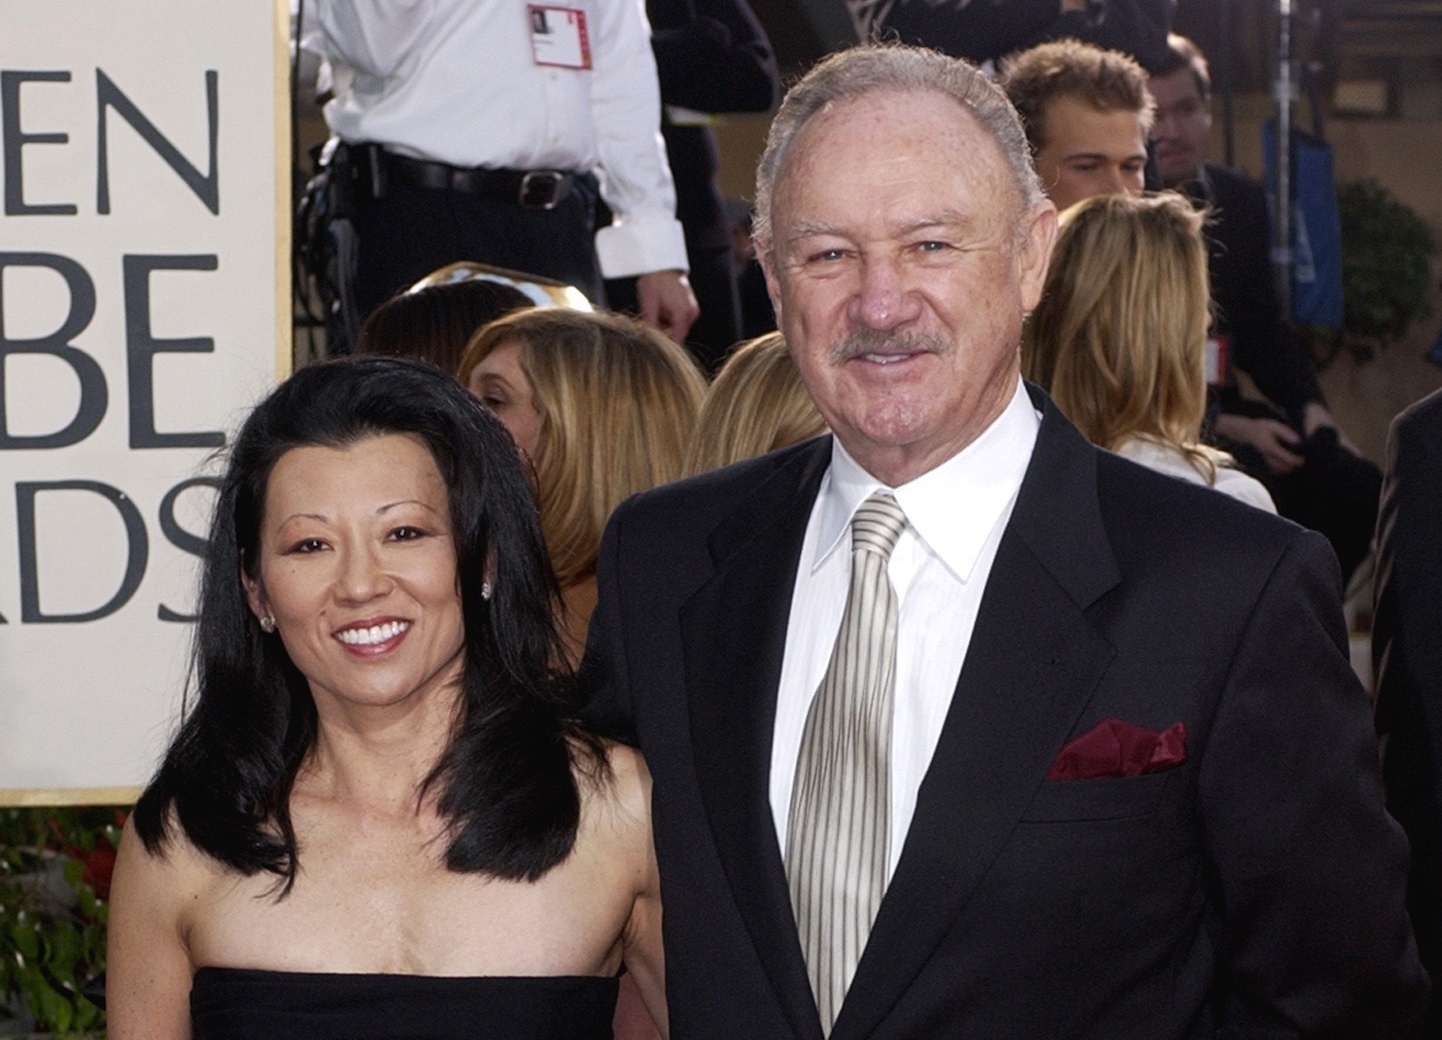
<box><xmin>574</xmin><ymin>739</ymin><xmax>653</xmax><ymax>848</ymax></box>
<box><xmin>112</xmin><ymin>808</ymin><xmax>221</xmax><ymax>920</ymax></box>
<box><xmin>602</xmin><ymin>740</ymin><xmax>652</xmax><ymax>805</ymax></box>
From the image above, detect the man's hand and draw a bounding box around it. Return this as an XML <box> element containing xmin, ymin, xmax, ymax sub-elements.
<box><xmin>1214</xmin><ymin>413</ymin><xmax>1306</xmax><ymax>475</ymax></box>
<box><xmin>1300</xmin><ymin>401</ymin><xmax>1362</xmax><ymax>456</ymax></box>
<box><xmin>636</xmin><ymin>269</ymin><xmax>700</xmax><ymax>345</ymax></box>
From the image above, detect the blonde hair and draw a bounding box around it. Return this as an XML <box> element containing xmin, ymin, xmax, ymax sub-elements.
<box><xmin>458</xmin><ymin>309</ymin><xmax>705</xmax><ymax>586</ymax></box>
<box><xmin>1023</xmin><ymin>191</ymin><xmax>1222</xmax><ymax>480</ymax></box>
<box><xmin>685</xmin><ymin>333</ymin><xmax>827</xmax><ymax>474</ymax></box>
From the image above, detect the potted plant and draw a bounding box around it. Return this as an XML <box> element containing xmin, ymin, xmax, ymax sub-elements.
<box><xmin>1307</xmin><ymin>178</ymin><xmax>1438</xmax><ymax>366</ymax></box>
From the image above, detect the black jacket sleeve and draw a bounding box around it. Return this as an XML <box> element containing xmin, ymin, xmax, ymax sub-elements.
<box><xmin>1373</xmin><ymin>389</ymin><xmax>1442</xmax><ymax>1032</ymax></box>
<box><xmin>647</xmin><ymin>0</ymin><xmax>778</xmax><ymax>114</ymax></box>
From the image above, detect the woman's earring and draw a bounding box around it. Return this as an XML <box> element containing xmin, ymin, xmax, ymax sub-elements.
<box><xmin>481</xmin><ymin>581</ymin><xmax>493</xmax><ymax>601</ymax></box>
<box><xmin>259</xmin><ymin>615</ymin><xmax>276</xmax><ymax>633</ymax></box>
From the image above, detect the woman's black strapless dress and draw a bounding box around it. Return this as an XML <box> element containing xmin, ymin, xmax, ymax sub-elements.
<box><xmin>190</xmin><ymin>967</ymin><xmax>619</xmax><ymax>1040</ymax></box>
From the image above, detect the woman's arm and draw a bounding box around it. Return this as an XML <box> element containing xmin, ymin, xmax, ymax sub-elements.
<box><xmin>615</xmin><ymin>747</ymin><xmax>668</xmax><ymax>1039</ymax></box>
<box><xmin>105</xmin><ymin>817</ymin><xmax>196</xmax><ymax>1040</ymax></box>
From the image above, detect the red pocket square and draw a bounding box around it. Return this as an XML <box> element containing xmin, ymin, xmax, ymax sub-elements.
<box><xmin>1046</xmin><ymin>719</ymin><xmax>1187</xmax><ymax>781</ymax></box>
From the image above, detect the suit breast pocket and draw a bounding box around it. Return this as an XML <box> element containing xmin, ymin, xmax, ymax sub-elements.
<box><xmin>1020</xmin><ymin>770</ymin><xmax>1176</xmax><ymax>822</ymax></box>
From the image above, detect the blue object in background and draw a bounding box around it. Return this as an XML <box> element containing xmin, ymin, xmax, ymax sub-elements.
<box><xmin>1264</xmin><ymin>121</ymin><xmax>1345</xmax><ymax>330</ymax></box>
<box><xmin>1426</xmin><ymin>319</ymin><xmax>1442</xmax><ymax>367</ymax></box>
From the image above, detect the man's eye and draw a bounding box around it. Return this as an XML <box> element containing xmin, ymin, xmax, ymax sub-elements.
<box><xmin>806</xmin><ymin>248</ymin><xmax>848</xmax><ymax>263</ymax></box>
<box><xmin>914</xmin><ymin>240</ymin><xmax>950</xmax><ymax>253</ymax></box>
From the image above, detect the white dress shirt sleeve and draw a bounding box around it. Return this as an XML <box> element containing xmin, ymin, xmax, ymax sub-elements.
<box><xmin>588</xmin><ymin>0</ymin><xmax>689</xmax><ymax>277</ymax></box>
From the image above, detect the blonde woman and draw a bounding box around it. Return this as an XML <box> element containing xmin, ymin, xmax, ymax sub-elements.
<box><xmin>459</xmin><ymin>309</ymin><xmax>706</xmax><ymax>665</ymax></box>
<box><xmin>684</xmin><ymin>332</ymin><xmax>827</xmax><ymax>475</ymax></box>
<box><xmin>1024</xmin><ymin>191</ymin><xmax>1275</xmax><ymax>512</ymax></box>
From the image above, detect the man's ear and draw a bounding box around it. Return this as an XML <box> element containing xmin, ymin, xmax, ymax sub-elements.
<box><xmin>1015</xmin><ymin>199</ymin><xmax>1059</xmax><ymax>313</ymax></box>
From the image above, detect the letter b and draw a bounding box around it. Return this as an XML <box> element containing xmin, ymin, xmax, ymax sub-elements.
<box><xmin>0</xmin><ymin>253</ymin><xmax>106</xmax><ymax>449</ymax></box>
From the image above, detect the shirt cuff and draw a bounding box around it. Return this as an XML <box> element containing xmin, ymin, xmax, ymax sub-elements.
<box><xmin>594</xmin><ymin>215</ymin><xmax>690</xmax><ymax>278</ymax></box>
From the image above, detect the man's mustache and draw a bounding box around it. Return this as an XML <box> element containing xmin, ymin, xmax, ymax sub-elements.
<box><xmin>827</xmin><ymin>328</ymin><xmax>951</xmax><ymax>365</ymax></box>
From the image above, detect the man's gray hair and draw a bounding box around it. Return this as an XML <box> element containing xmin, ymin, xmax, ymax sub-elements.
<box><xmin>753</xmin><ymin>44</ymin><xmax>1045</xmax><ymax>251</ymax></box>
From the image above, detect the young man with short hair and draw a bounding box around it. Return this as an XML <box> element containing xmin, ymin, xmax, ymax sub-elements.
<box><xmin>1000</xmin><ymin>39</ymin><xmax>1152</xmax><ymax>211</ymax></box>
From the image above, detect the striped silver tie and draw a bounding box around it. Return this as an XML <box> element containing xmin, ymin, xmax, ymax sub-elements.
<box><xmin>786</xmin><ymin>490</ymin><xmax>908</xmax><ymax>1033</ymax></box>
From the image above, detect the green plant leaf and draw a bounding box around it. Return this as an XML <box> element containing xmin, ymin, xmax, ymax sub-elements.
<box><xmin>12</xmin><ymin>920</ymin><xmax>40</xmax><ymax>962</ymax></box>
<box><xmin>1337</xmin><ymin>178</ymin><xmax>1437</xmax><ymax>356</ymax></box>
<box><xmin>1</xmin><ymin>807</ymin><xmax>113</xmax><ymax>1034</ymax></box>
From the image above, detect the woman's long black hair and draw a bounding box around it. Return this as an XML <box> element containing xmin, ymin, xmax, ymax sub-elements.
<box><xmin>132</xmin><ymin>356</ymin><xmax>592</xmax><ymax>886</ymax></box>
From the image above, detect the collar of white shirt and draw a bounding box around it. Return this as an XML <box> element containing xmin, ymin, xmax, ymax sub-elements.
<box><xmin>811</xmin><ymin>378</ymin><xmax>1041</xmax><ymax>583</ymax></box>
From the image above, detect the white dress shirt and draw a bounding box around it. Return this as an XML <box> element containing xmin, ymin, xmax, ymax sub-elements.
<box><xmin>770</xmin><ymin>380</ymin><xmax>1040</xmax><ymax>878</ymax></box>
<box><xmin>315</xmin><ymin>0</ymin><xmax>688</xmax><ymax>277</ymax></box>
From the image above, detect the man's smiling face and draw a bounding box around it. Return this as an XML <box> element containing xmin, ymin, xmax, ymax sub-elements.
<box><xmin>760</xmin><ymin>88</ymin><xmax>1055</xmax><ymax>486</ymax></box>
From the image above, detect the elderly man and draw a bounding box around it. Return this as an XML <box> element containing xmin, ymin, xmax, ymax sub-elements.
<box><xmin>582</xmin><ymin>44</ymin><xmax>1425</xmax><ymax>1039</ymax></box>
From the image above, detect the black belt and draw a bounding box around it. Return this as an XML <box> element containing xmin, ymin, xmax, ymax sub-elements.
<box><xmin>353</xmin><ymin>145</ymin><xmax>577</xmax><ymax>210</ymax></box>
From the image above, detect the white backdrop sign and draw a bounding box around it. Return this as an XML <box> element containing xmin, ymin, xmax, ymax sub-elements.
<box><xmin>0</xmin><ymin>1</ymin><xmax>289</xmax><ymax>802</ymax></box>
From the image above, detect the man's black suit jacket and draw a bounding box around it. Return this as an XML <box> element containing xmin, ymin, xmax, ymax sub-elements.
<box><xmin>583</xmin><ymin>389</ymin><xmax>1425</xmax><ymax>1039</ymax></box>
<box><xmin>1375</xmin><ymin>387</ymin><xmax>1442</xmax><ymax>1033</ymax></box>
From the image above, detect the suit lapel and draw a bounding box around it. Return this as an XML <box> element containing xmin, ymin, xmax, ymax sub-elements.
<box><xmin>833</xmin><ymin>396</ymin><xmax>1123</xmax><ymax>1040</ymax></box>
<box><xmin>681</xmin><ymin>439</ymin><xmax>832</xmax><ymax>1040</ymax></box>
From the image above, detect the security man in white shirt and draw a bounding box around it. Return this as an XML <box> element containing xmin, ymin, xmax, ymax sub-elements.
<box><xmin>313</xmin><ymin>0</ymin><xmax>699</xmax><ymax>343</ymax></box>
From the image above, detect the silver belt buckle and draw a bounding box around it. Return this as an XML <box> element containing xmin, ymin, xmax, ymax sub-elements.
<box><xmin>519</xmin><ymin>171</ymin><xmax>565</xmax><ymax>211</ymax></box>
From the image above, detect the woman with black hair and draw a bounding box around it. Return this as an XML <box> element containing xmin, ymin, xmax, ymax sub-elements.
<box><xmin>106</xmin><ymin>357</ymin><xmax>663</xmax><ymax>1040</ymax></box>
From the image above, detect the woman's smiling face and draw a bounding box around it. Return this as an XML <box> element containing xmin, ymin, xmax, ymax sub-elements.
<box><xmin>243</xmin><ymin>432</ymin><xmax>466</xmax><ymax>717</ymax></box>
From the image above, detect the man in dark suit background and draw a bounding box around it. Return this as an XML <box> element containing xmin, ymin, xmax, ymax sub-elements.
<box><xmin>1149</xmin><ymin>34</ymin><xmax>1381</xmax><ymax>583</ymax></box>
<box><xmin>582</xmin><ymin>44</ymin><xmax>1424</xmax><ymax>1038</ymax></box>
<box><xmin>1375</xmin><ymin>387</ymin><xmax>1442</xmax><ymax>1034</ymax></box>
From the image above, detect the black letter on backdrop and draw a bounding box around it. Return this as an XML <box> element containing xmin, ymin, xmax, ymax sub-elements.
<box><xmin>96</xmin><ymin>69</ymin><xmax>219</xmax><ymax>215</ymax></box>
<box><xmin>124</xmin><ymin>254</ymin><xmax>224</xmax><ymax>449</ymax></box>
<box><xmin>1</xmin><ymin>71</ymin><xmax>78</xmax><ymax>216</ymax></box>
<box><xmin>157</xmin><ymin>475</ymin><xmax>218</xmax><ymax>622</ymax></box>
<box><xmin>0</xmin><ymin>252</ymin><xmax>106</xmax><ymax>449</ymax></box>
<box><xmin>16</xmin><ymin>480</ymin><xmax>149</xmax><ymax>623</ymax></box>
